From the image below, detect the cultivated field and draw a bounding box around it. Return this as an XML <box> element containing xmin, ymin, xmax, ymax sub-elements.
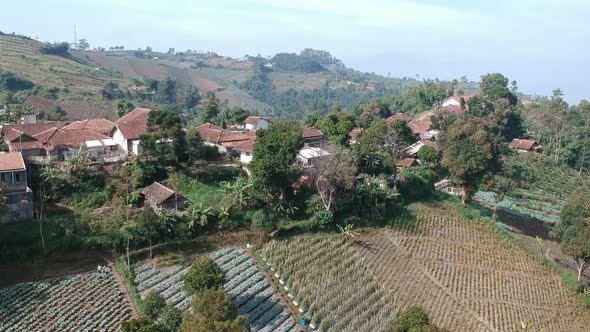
<box><xmin>135</xmin><ymin>249</ymin><xmax>299</xmax><ymax>332</ymax></box>
<box><xmin>262</xmin><ymin>205</ymin><xmax>590</xmax><ymax>332</ymax></box>
<box><xmin>262</xmin><ymin>237</ymin><xmax>397</xmax><ymax>332</ymax></box>
<box><xmin>0</xmin><ymin>270</ymin><xmax>134</xmax><ymax>332</ymax></box>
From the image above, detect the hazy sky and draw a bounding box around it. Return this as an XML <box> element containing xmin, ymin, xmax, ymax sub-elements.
<box><xmin>2</xmin><ymin>0</ymin><xmax>589</xmax><ymax>103</ymax></box>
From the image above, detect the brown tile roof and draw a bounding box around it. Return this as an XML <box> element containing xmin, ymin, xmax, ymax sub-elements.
<box><xmin>397</xmin><ymin>157</ymin><xmax>418</xmax><ymax>168</ymax></box>
<box><xmin>509</xmin><ymin>139</ymin><xmax>539</xmax><ymax>150</ymax></box>
<box><xmin>141</xmin><ymin>182</ymin><xmax>176</xmax><ymax>205</ymax></box>
<box><xmin>62</xmin><ymin>119</ymin><xmax>116</xmax><ymax>135</ymax></box>
<box><xmin>233</xmin><ymin>138</ymin><xmax>256</xmax><ymax>153</ymax></box>
<box><xmin>115</xmin><ymin>108</ymin><xmax>152</xmax><ymax>140</ymax></box>
<box><xmin>197</xmin><ymin>123</ymin><xmax>223</xmax><ymax>143</ymax></box>
<box><xmin>302</xmin><ymin>127</ymin><xmax>323</xmax><ymax>140</ymax></box>
<box><xmin>2</xmin><ymin>122</ymin><xmax>63</xmax><ymax>142</ymax></box>
<box><xmin>8</xmin><ymin>140</ymin><xmax>44</xmax><ymax>151</ymax></box>
<box><xmin>444</xmin><ymin>104</ymin><xmax>463</xmax><ymax>113</ymax></box>
<box><xmin>35</xmin><ymin>128</ymin><xmax>111</xmax><ymax>148</ymax></box>
<box><xmin>408</xmin><ymin>120</ymin><xmax>432</xmax><ymax>135</ymax></box>
<box><xmin>449</xmin><ymin>95</ymin><xmax>475</xmax><ymax>103</ymax></box>
<box><xmin>386</xmin><ymin>113</ymin><xmax>413</xmax><ymax>123</ymax></box>
<box><xmin>0</xmin><ymin>152</ymin><xmax>26</xmax><ymax>171</ymax></box>
<box><xmin>24</xmin><ymin>95</ymin><xmax>56</xmax><ymax>113</ymax></box>
<box><xmin>219</xmin><ymin>130</ymin><xmax>254</xmax><ymax>143</ymax></box>
<box><xmin>245</xmin><ymin>116</ymin><xmax>262</xmax><ymax>125</ymax></box>
<box><xmin>348</xmin><ymin>127</ymin><xmax>364</xmax><ymax>141</ymax></box>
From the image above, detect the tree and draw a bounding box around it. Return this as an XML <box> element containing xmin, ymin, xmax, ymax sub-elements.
<box><xmin>226</xmin><ymin>107</ymin><xmax>249</xmax><ymax>126</ymax></box>
<box><xmin>250</xmin><ymin>121</ymin><xmax>303</xmax><ymax>201</ymax></box>
<box><xmin>392</xmin><ymin>307</ymin><xmax>441</xmax><ymax>332</ymax></box>
<box><xmin>197</xmin><ymin>97</ymin><xmax>221</xmax><ymax>125</ymax></box>
<box><xmin>182</xmin><ymin>257</ymin><xmax>225</xmax><ymax>295</ymax></box>
<box><xmin>134</xmin><ymin>210</ymin><xmax>164</xmax><ymax>259</ymax></box>
<box><xmin>318</xmin><ymin>111</ymin><xmax>355</xmax><ymax>146</ymax></box>
<box><xmin>554</xmin><ymin>194</ymin><xmax>590</xmax><ymax>281</ymax></box>
<box><xmin>351</xmin><ymin>120</ymin><xmax>397</xmax><ymax>176</ymax></box>
<box><xmin>167</xmin><ymin>48</ymin><xmax>175</xmax><ymax>55</ymax></box>
<box><xmin>115</xmin><ymin>99</ymin><xmax>135</xmax><ymax>118</ymax></box>
<box><xmin>179</xmin><ymin>289</ymin><xmax>247</xmax><ymax>332</ymax></box>
<box><xmin>184</xmin><ymin>86</ymin><xmax>200</xmax><ymax>109</ymax></box>
<box><xmin>480</xmin><ymin>73</ymin><xmax>517</xmax><ymax>106</ymax></box>
<box><xmin>303</xmin><ymin>112</ymin><xmax>323</xmax><ymax>127</ymax></box>
<box><xmin>140</xmin><ymin>108</ymin><xmax>188</xmax><ymax>164</ymax></box>
<box><xmin>417</xmin><ymin>146</ymin><xmax>438</xmax><ymax>163</ymax></box>
<box><xmin>439</xmin><ymin>118</ymin><xmax>499</xmax><ymax>204</ymax></box>
<box><xmin>158</xmin><ymin>78</ymin><xmax>176</xmax><ymax>104</ymax></box>
<box><xmin>77</xmin><ymin>38</ymin><xmax>89</xmax><ymax>51</ymax></box>
<box><xmin>143</xmin><ymin>291</ymin><xmax>166</xmax><ymax>321</ymax></box>
<box><xmin>187</xmin><ymin>203</ymin><xmax>214</xmax><ymax>233</ymax></box>
<box><xmin>312</xmin><ymin>144</ymin><xmax>357</xmax><ymax>211</ymax></box>
<box><xmin>159</xmin><ymin>305</ymin><xmax>181</xmax><ymax>332</ymax></box>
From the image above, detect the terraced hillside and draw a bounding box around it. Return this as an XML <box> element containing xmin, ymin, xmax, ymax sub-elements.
<box><xmin>262</xmin><ymin>205</ymin><xmax>590</xmax><ymax>332</ymax></box>
<box><xmin>135</xmin><ymin>249</ymin><xmax>299</xmax><ymax>332</ymax></box>
<box><xmin>0</xmin><ymin>270</ymin><xmax>134</xmax><ymax>332</ymax></box>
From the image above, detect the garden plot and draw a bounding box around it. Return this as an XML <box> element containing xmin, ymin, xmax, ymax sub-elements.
<box><xmin>0</xmin><ymin>270</ymin><xmax>133</xmax><ymax>332</ymax></box>
<box><xmin>135</xmin><ymin>249</ymin><xmax>299</xmax><ymax>332</ymax></box>
<box><xmin>212</xmin><ymin>248</ymin><xmax>299</xmax><ymax>332</ymax></box>
<box><xmin>262</xmin><ymin>238</ymin><xmax>397</xmax><ymax>332</ymax></box>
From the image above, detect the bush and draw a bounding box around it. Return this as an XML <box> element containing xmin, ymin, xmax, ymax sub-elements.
<box><xmin>160</xmin><ymin>304</ymin><xmax>182</xmax><ymax>332</ymax></box>
<box><xmin>312</xmin><ymin>210</ymin><xmax>334</xmax><ymax>230</ymax></box>
<box><xmin>120</xmin><ymin>319</ymin><xmax>166</xmax><ymax>332</ymax></box>
<box><xmin>39</xmin><ymin>42</ymin><xmax>70</xmax><ymax>56</ymax></box>
<box><xmin>392</xmin><ymin>307</ymin><xmax>441</xmax><ymax>332</ymax></box>
<box><xmin>182</xmin><ymin>257</ymin><xmax>225</xmax><ymax>295</ymax></box>
<box><xmin>397</xmin><ymin>167</ymin><xmax>436</xmax><ymax>203</ymax></box>
<box><xmin>179</xmin><ymin>289</ymin><xmax>247</xmax><ymax>332</ymax></box>
<box><xmin>417</xmin><ymin>145</ymin><xmax>438</xmax><ymax>163</ymax></box>
<box><xmin>143</xmin><ymin>291</ymin><xmax>166</xmax><ymax>321</ymax></box>
<box><xmin>251</xmin><ymin>209</ymin><xmax>276</xmax><ymax>231</ymax></box>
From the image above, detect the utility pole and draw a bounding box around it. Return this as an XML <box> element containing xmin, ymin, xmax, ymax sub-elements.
<box><xmin>73</xmin><ymin>24</ymin><xmax>78</xmax><ymax>50</ymax></box>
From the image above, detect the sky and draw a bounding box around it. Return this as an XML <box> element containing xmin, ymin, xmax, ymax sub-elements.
<box><xmin>1</xmin><ymin>0</ymin><xmax>589</xmax><ymax>103</ymax></box>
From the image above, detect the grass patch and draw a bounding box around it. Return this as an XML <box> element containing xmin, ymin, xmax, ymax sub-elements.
<box><xmin>115</xmin><ymin>256</ymin><xmax>145</xmax><ymax>318</ymax></box>
<box><xmin>171</xmin><ymin>173</ymin><xmax>226</xmax><ymax>208</ymax></box>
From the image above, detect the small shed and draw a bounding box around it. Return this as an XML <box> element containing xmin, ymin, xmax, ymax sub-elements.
<box><xmin>509</xmin><ymin>139</ymin><xmax>543</xmax><ymax>153</ymax></box>
<box><xmin>141</xmin><ymin>182</ymin><xmax>187</xmax><ymax>214</ymax></box>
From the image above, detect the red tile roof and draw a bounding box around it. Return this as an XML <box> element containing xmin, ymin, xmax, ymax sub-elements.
<box><xmin>302</xmin><ymin>127</ymin><xmax>323</xmax><ymax>140</ymax></box>
<box><xmin>444</xmin><ymin>104</ymin><xmax>463</xmax><ymax>114</ymax></box>
<box><xmin>62</xmin><ymin>119</ymin><xmax>115</xmax><ymax>135</ymax></box>
<box><xmin>408</xmin><ymin>120</ymin><xmax>432</xmax><ymax>135</ymax></box>
<box><xmin>35</xmin><ymin>128</ymin><xmax>111</xmax><ymax>148</ymax></box>
<box><xmin>397</xmin><ymin>158</ymin><xmax>418</xmax><ymax>167</ymax></box>
<box><xmin>386</xmin><ymin>113</ymin><xmax>413</xmax><ymax>123</ymax></box>
<box><xmin>2</xmin><ymin>122</ymin><xmax>64</xmax><ymax>142</ymax></box>
<box><xmin>115</xmin><ymin>108</ymin><xmax>152</xmax><ymax>140</ymax></box>
<box><xmin>245</xmin><ymin>116</ymin><xmax>262</xmax><ymax>125</ymax></box>
<box><xmin>233</xmin><ymin>138</ymin><xmax>256</xmax><ymax>153</ymax></box>
<box><xmin>197</xmin><ymin>123</ymin><xmax>223</xmax><ymax>143</ymax></box>
<box><xmin>141</xmin><ymin>182</ymin><xmax>176</xmax><ymax>205</ymax></box>
<box><xmin>0</xmin><ymin>152</ymin><xmax>26</xmax><ymax>171</ymax></box>
<box><xmin>449</xmin><ymin>95</ymin><xmax>475</xmax><ymax>103</ymax></box>
<box><xmin>348</xmin><ymin>127</ymin><xmax>364</xmax><ymax>141</ymax></box>
<box><xmin>509</xmin><ymin>139</ymin><xmax>539</xmax><ymax>150</ymax></box>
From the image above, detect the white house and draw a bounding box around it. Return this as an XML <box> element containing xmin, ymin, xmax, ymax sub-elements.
<box><xmin>234</xmin><ymin>138</ymin><xmax>255</xmax><ymax>164</ymax></box>
<box><xmin>112</xmin><ymin>108</ymin><xmax>151</xmax><ymax>156</ymax></box>
<box><xmin>297</xmin><ymin>147</ymin><xmax>330</xmax><ymax>168</ymax></box>
<box><xmin>244</xmin><ymin>116</ymin><xmax>269</xmax><ymax>131</ymax></box>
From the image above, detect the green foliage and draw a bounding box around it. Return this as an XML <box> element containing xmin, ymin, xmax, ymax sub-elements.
<box><xmin>179</xmin><ymin>289</ymin><xmax>247</xmax><ymax>332</ymax></box>
<box><xmin>417</xmin><ymin>145</ymin><xmax>438</xmax><ymax>163</ymax></box>
<box><xmin>140</xmin><ymin>107</ymin><xmax>189</xmax><ymax>164</ymax></box>
<box><xmin>159</xmin><ymin>305</ymin><xmax>182</xmax><ymax>332</ymax></box>
<box><xmin>391</xmin><ymin>307</ymin><xmax>441</xmax><ymax>332</ymax></box>
<box><xmin>271</xmin><ymin>53</ymin><xmax>324</xmax><ymax>73</ymax></box>
<box><xmin>142</xmin><ymin>291</ymin><xmax>166</xmax><ymax>321</ymax></box>
<box><xmin>555</xmin><ymin>194</ymin><xmax>590</xmax><ymax>280</ymax></box>
<box><xmin>182</xmin><ymin>257</ymin><xmax>225</xmax><ymax>295</ymax></box>
<box><xmin>0</xmin><ymin>70</ymin><xmax>34</xmax><ymax>91</ymax></box>
<box><xmin>39</xmin><ymin>42</ymin><xmax>70</xmax><ymax>56</ymax></box>
<box><xmin>251</xmin><ymin>209</ymin><xmax>276</xmax><ymax>231</ymax></box>
<box><xmin>397</xmin><ymin>167</ymin><xmax>436</xmax><ymax>203</ymax></box>
<box><xmin>184</xmin><ymin>86</ymin><xmax>200</xmax><ymax>109</ymax></box>
<box><xmin>352</xmin><ymin>120</ymin><xmax>396</xmax><ymax>175</ymax></box>
<box><xmin>158</xmin><ymin>77</ymin><xmax>177</xmax><ymax>104</ymax></box>
<box><xmin>318</xmin><ymin>111</ymin><xmax>356</xmax><ymax>146</ymax></box>
<box><xmin>132</xmin><ymin>160</ymin><xmax>167</xmax><ymax>188</ymax></box>
<box><xmin>197</xmin><ymin>96</ymin><xmax>221</xmax><ymax>125</ymax></box>
<box><xmin>313</xmin><ymin>210</ymin><xmax>334</xmax><ymax>229</ymax></box>
<box><xmin>101</xmin><ymin>81</ymin><xmax>125</xmax><ymax>100</ymax></box>
<box><xmin>299</xmin><ymin>48</ymin><xmax>343</xmax><ymax>67</ymax></box>
<box><xmin>115</xmin><ymin>99</ymin><xmax>135</xmax><ymax>118</ymax></box>
<box><xmin>480</xmin><ymin>73</ymin><xmax>517</xmax><ymax>106</ymax></box>
<box><xmin>250</xmin><ymin>121</ymin><xmax>303</xmax><ymax>199</ymax></box>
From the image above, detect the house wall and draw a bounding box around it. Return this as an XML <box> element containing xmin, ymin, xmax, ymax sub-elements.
<box><xmin>240</xmin><ymin>151</ymin><xmax>253</xmax><ymax>164</ymax></box>
<box><xmin>112</xmin><ymin>128</ymin><xmax>129</xmax><ymax>153</ymax></box>
<box><xmin>245</xmin><ymin>119</ymin><xmax>269</xmax><ymax>131</ymax></box>
<box><xmin>131</xmin><ymin>140</ymin><xmax>141</xmax><ymax>155</ymax></box>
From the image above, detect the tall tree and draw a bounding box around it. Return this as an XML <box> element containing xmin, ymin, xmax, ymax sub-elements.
<box><xmin>139</xmin><ymin>107</ymin><xmax>188</xmax><ymax>164</ymax></box>
<box><xmin>312</xmin><ymin>144</ymin><xmax>357</xmax><ymax>211</ymax></box>
<box><xmin>197</xmin><ymin>96</ymin><xmax>221</xmax><ymax>125</ymax></box>
<box><xmin>554</xmin><ymin>194</ymin><xmax>590</xmax><ymax>281</ymax></box>
<box><xmin>250</xmin><ymin>121</ymin><xmax>303</xmax><ymax>201</ymax></box>
<box><xmin>179</xmin><ymin>289</ymin><xmax>247</xmax><ymax>332</ymax></box>
<box><xmin>318</xmin><ymin>111</ymin><xmax>355</xmax><ymax>146</ymax></box>
<box><xmin>439</xmin><ymin>118</ymin><xmax>499</xmax><ymax>204</ymax></box>
<box><xmin>114</xmin><ymin>99</ymin><xmax>135</xmax><ymax>118</ymax></box>
<box><xmin>480</xmin><ymin>73</ymin><xmax>517</xmax><ymax>106</ymax></box>
<box><xmin>351</xmin><ymin>120</ymin><xmax>398</xmax><ymax>175</ymax></box>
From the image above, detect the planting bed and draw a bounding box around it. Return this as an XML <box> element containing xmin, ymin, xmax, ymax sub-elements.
<box><xmin>0</xmin><ymin>270</ymin><xmax>133</xmax><ymax>332</ymax></box>
<box><xmin>135</xmin><ymin>249</ymin><xmax>299</xmax><ymax>331</ymax></box>
<box><xmin>354</xmin><ymin>205</ymin><xmax>590</xmax><ymax>331</ymax></box>
<box><xmin>262</xmin><ymin>238</ymin><xmax>396</xmax><ymax>332</ymax></box>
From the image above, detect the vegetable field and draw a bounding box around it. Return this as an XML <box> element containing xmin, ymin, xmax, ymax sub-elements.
<box><xmin>354</xmin><ymin>206</ymin><xmax>590</xmax><ymax>331</ymax></box>
<box><xmin>135</xmin><ymin>249</ymin><xmax>299</xmax><ymax>331</ymax></box>
<box><xmin>262</xmin><ymin>238</ymin><xmax>397</xmax><ymax>332</ymax></box>
<box><xmin>0</xmin><ymin>270</ymin><xmax>134</xmax><ymax>332</ymax></box>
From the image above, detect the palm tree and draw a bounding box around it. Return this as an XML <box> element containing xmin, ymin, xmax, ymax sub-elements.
<box><xmin>187</xmin><ymin>203</ymin><xmax>213</xmax><ymax>234</ymax></box>
<box><xmin>337</xmin><ymin>223</ymin><xmax>359</xmax><ymax>244</ymax></box>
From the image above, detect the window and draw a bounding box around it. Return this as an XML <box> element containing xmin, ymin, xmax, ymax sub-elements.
<box><xmin>15</xmin><ymin>173</ymin><xmax>20</xmax><ymax>183</ymax></box>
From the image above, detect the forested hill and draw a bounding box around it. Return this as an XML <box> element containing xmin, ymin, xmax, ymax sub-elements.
<box><xmin>0</xmin><ymin>33</ymin><xmax>477</xmax><ymax>119</ymax></box>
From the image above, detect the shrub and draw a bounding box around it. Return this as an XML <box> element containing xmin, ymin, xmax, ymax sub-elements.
<box><xmin>417</xmin><ymin>145</ymin><xmax>438</xmax><ymax>163</ymax></box>
<box><xmin>397</xmin><ymin>167</ymin><xmax>435</xmax><ymax>203</ymax></box>
<box><xmin>143</xmin><ymin>291</ymin><xmax>166</xmax><ymax>321</ymax></box>
<box><xmin>313</xmin><ymin>210</ymin><xmax>334</xmax><ymax>230</ymax></box>
<box><xmin>182</xmin><ymin>257</ymin><xmax>225</xmax><ymax>295</ymax></box>
<box><xmin>251</xmin><ymin>209</ymin><xmax>276</xmax><ymax>231</ymax></box>
<box><xmin>392</xmin><ymin>307</ymin><xmax>441</xmax><ymax>332</ymax></box>
<box><xmin>179</xmin><ymin>289</ymin><xmax>247</xmax><ymax>332</ymax></box>
<box><xmin>39</xmin><ymin>42</ymin><xmax>70</xmax><ymax>56</ymax></box>
<box><xmin>159</xmin><ymin>304</ymin><xmax>182</xmax><ymax>332</ymax></box>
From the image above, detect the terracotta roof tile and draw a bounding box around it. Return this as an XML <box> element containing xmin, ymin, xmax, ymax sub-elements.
<box><xmin>396</xmin><ymin>157</ymin><xmax>418</xmax><ymax>167</ymax></box>
<box><xmin>115</xmin><ymin>108</ymin><xmax>152</xmax><ymax>140</ymax></box>
<box><xmin>302</xmin><ymin>127</ymin><xmax>323</xmax><ymax>140</ymax></box>
<box><xmin>509</xmin><ymin>139</ymin><xmax>539</xmax><ymax>150</ymax></box>
<box><xmin>2</xmin><ymin>122</ymin><xmax>63</xmax><ymax>141</ymax></box>
<box><xmin>62</xmin><ymin>119</ymin><xmax>115</xmax><ymax>135</ymax></box>
<box><xmin>348</xmin><ymin>127</ymin><xmax>364</xmax><ymax>141</ymax></box>
<box><xmin>386</xmin><ymin>113</ymin><xmax>413</xmax><ymax>123</ymax></box>
<box><xmin>141</xmin><ymin>182</ymin><xmax>175</xmax><ymax>205</ymax></box>
<box><xmin>0</xmin><ymin>152</ymin><xmax>25</xmax><ymax>171</ymax></box>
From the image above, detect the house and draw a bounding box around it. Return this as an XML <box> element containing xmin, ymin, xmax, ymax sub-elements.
<box><xmin>403</xmin><ymin>139</ymin><xmax>439</xmax><ymax>157</ymax></box>
<box><xmin>34</xmin><ymin>127</ymin><xmax>120</xmax><ymax>161</ymax></box>
<box><xmin>396</xmin><ymin>158</ymin><xmax>418</xmax><ymax>168</ymax></box>
<box><xmin>2</xmin><ymin>122</ymin><xmax>64</xmax><ymax>160</ymax></box>
<box><xmin>509</xmin><ymin>139</ymin><xmax>543</xmax><ymax>153</ymax></box>
<box><xmin>112</xmin><ymin>108</ymin><xmax>151</xmax><ymax>155</ymax></box>
<box><xmin>297</xmin><ymin>147</ymin><xmax>330</xmax><ymax>168</ymax></box>
<box><xmin>197</xmin><ymin>123</ymin><xmax>255</xmax><ymax>154</ymax></box>
<box><xmin>386</xmin><ymin>113</ymin><xmax>413</xmax><ymax>123</ymax></box>
<box><xmin>233</xmin><ymin>138</ymin><xmax>256</xmax><ymax>164</ymax></box>
<box><xmin>441</xmin><ymin>95</ymin><xmax>475</xmax><ymax>114</ymax></box>
<box><xmin>62</xmin><ymin>119</ymin><xmax>116</xmax><ymax>136</ymax></box>
<box><xmin>141</xmin><ymin>182</ymin><xmax>188</xmax><ymax>215</ymax></box>
<box><xmin>302</xmin><ymin>127</ymin><xmax>324</xmax><ymax>146</ymax></box>
<box><xmin>244</xmin><ymin>116</ymin><xmax>269</xmax><ymax>131</ymax></box>
<box><xmin>0</xmin><ymin>152</ymin><xmax>33</xmax><ymax>223</ymax></box>
<box><xmin>348</xmin><ymin>127</ymin><xmax>364</xmax><ymax>144</ymax></box>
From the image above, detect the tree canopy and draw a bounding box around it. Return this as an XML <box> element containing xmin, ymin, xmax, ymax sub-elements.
<box><xmin>182</xmin><ymin>257</ymin><xmax>225</xmax><ymax>295</ymax></box>
<box><xmin>555</xmin><ymin>194</ymin><xmax>590</xmax><ymax>281</ymax></box>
